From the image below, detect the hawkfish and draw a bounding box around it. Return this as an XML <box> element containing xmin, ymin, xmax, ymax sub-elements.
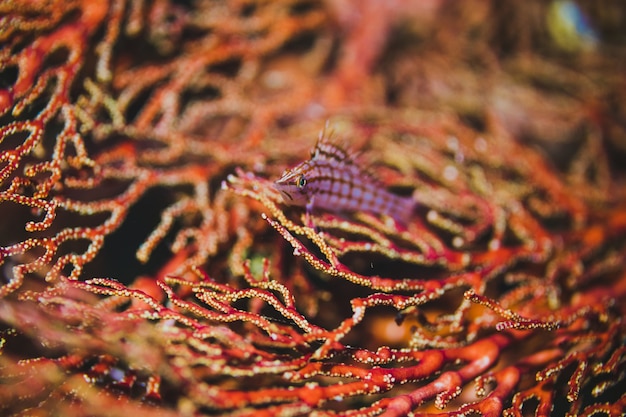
<box><xmin>274</xmin><ymin>128</ymin><xmax>416</xmax><ymax>225</ymax></box>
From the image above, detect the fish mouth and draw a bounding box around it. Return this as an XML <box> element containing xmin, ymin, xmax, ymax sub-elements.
<box><xmin>273</xmin><ymin>182</ymin><xmax>294</xmax><ymax>201</ymax></box>
<box><xmin>280</xmin><ymin>190</ymin><xmax>293</xmax><ymax>201</ymax></box>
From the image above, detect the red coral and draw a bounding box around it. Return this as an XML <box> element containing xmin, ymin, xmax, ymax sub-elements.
<box><xmin>1</xmin><ymin>1</ymin><xmax>626</xmax><ymax>416</ymax></box>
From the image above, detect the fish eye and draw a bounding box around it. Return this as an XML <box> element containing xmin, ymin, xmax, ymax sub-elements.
<box><xmin>296</xmin><ymin>175</ymin><xmax>307</xmax><ymax>188</ymax></box>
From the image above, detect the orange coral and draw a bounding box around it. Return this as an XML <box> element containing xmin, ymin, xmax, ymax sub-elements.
<box><xmin>1</xmin><ymin>1</ymin><xmax>625</xmax><ymax>416</ymax></box>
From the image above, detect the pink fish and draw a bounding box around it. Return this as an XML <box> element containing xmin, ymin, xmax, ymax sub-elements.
<box><xmin>274</xmin><ymin>128</ymin><xmax>415</xmax><ymax>224</ymax></box>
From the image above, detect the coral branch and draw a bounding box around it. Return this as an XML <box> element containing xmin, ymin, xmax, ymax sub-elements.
<box><xmin>1</xmin><ymin>0</ymin><xmax>626</xmax><ymax>416</ymax></box>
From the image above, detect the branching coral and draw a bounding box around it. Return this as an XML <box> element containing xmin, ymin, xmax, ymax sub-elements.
<box><xmin>1</xmin><ymin>0</ymin><xmax>625</xmax><ymax>416</ymax></box>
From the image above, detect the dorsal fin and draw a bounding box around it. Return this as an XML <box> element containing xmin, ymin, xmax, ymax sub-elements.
<box><xmin>309</xmin><ymin>123</ymin><xmax>384</xmax><ymax>187</ymax></box>
<box><xmin>311</xmin><ymin>123</ymin><xmax>354</xmax><ymax>165</ymax></box>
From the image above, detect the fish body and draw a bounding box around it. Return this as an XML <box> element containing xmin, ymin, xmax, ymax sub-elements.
<box><xmin>274</xmin><ymin>130</ymin><xmax>415</xmax><ymax>224</ymax></box>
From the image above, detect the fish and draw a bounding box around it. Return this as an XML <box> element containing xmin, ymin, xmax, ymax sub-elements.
<box><xmin>273</xmin><ymin>127</ymin><xmax>416</xmax><ymax>225</ymax></box>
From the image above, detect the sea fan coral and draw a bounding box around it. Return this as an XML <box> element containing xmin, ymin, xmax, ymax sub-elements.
<box><xmin>1</xmin><ymin>0</ymin><xmax>625</xmax><ymax>416</ymax></box>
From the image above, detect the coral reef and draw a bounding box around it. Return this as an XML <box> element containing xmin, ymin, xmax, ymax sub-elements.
<box><xmin>1</xmin><ymin>0</ymin><xmax>625</xmax><ymax>416</ymax></box>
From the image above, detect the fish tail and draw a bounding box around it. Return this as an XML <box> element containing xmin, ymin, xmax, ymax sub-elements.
<box><xmin>389</xmin><ymin>195</ymin><xmax>417</xmax><ymax>226</ymax></box>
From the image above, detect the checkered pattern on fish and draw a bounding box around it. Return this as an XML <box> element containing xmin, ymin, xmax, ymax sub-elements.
<box><xmin>274</xmin><ymin>129</ymin><xmax>415</xmax><ymax>224</ymax></box>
